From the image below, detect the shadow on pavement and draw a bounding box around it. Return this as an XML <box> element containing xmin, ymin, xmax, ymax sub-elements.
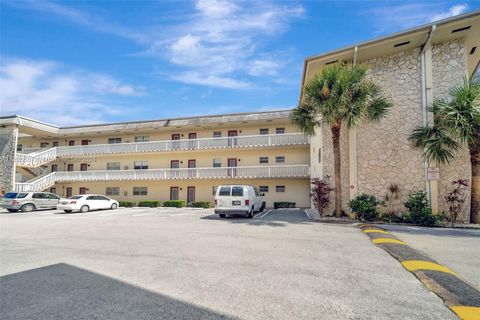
<box><xmin>201</xmin><ymin>209</ymin><xmax>311</xmax><ymax>227</ymax></box>
<box><xmin>0</xmin><ymin>263</ymin><xmax>234</xmax><ymax>320</ymax></box>
<box><xmin>377</xmin><ymin>224</ymin><xmax>480</xmax><ymax>238</ymax></box>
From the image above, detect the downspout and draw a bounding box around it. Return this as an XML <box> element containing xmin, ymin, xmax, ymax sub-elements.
<box><xmin>349</xmin><ymin>47</ymin><xmax>359</xmax><ymax>204</ymax></box>
<box><xmin>421</xmin><ymin>25</ymin><xmax>436</xmax><ymax>209</ymax></box>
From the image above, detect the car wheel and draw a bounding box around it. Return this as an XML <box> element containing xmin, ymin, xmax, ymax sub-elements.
<box><xmin>21</xmin><ymin>204</ymin><xmax>35</xmax><ymax>212</ymax></box>
<box><xmin>111</xmin><ymin>203</ymin><xmax>118</xmax><ymax>210</ymax></box>
<box><xmin>64</xmin><ymin>210</ymin><xmax>72</xmax><ymax>213</ymax></box>
<box><xmin>219</xmin><ymin>214</ymin><xmax>226</xmax><ymax>218</ymax></box>
<box><xmin>260</xmin><ymin>202</ymin><xmax>265</xmax><ymax>212</ymax></box>
<box><xmin>80</xmin><ymin>205</ymin><xmax>89</xmax><ymax>213</ymax></box>
<box><xmin>7</xmin><ymin>209</ymin><xmax>18</xmax><ymax>212</ymax></box>
<box><xmin>248</xmin><ymin>207</ymin><xmax>254</xmax><ymax>218</ymax></box>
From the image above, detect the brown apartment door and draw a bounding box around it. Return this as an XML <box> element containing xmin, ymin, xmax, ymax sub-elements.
<box><xmin>67</xmin><ymin>164</ymin><xmax>74</xmax><ymax>171</ymax></box>
<box><xmin>187</xmin><ymin>187</ymin><xmax>195</xmax><ymax>205</ymax></box>
<box><xmin>188</xmin><ymin>160</ymin><xmax>196</xmax><ymax>178</ymax></box>
<box><xmin>171</xmin><ymin>160</ymin><xmax>180</xmax><ymax>178</ymax></box>
<box><xmin>66</xmin><ymin>187</ymin><xmax>73</xmax><ymax>198</ymax></box>
<box><xmin>68</xmin><ymin>140</ymin><xmax>75</xmax><ymax>146</ymax></box>
<box><xmin>170</xmin><ymin>187</ymin><xmax>179</xmax><ymax>201</ymax></box>
<box><xmin>227</xmin><ymin>158</ymin><xmax>237</xmax><ymax>177</ymax></box>
<box><xmin>80</xmin><ymin>163</ymin><xmax>88</xmax><ymax>171</ymax></box>
<box><xmin>172</xmin><ymin>134</ymin><xmax>180</xmax><ymax>150</ymax></box>
<box><xmin>228</xmin><ymin>130</ymin><xmax>237</xmax><ymax>147</ymax></box>
<box><xmin>188</xmin><ymin>133</ymin><xmax>197</xmax><ymax>149</ymax></box>
<box><xmin>81</xmin><ymin>140</ymin><xmax>89</xmax><ymax>145</ymax></box>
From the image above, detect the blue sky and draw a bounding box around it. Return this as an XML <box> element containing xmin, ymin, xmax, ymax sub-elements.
<box><xmin>1</xmin><ymin>0</ymin><xmax>479</xmax><ymax>125</ymax></box>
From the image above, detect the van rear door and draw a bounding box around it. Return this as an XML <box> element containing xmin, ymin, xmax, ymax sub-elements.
<box><xmin>216</xmin><ymin>186</ymin><xmax>232</xmax><ymax>208</ymax></box>
<box><xmin>231</xmin><ymin>186</ymin><xmax>246</xmax><ymax>208</ymax></box>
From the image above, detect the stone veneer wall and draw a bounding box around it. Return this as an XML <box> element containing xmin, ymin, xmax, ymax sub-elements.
<box><xmin>0</xmin><ymin>126</ymin><xmax>18</xmax><ymax>193</ymax></box>
<box><xmin>432</xmin><ymin>39</ymin><xmax>471</xmax><ymax>222</ymax></box>
<box><xmin>356</xmin><ymin>48</ymin><xmax>426</xmax><ymax>210</ymax></box>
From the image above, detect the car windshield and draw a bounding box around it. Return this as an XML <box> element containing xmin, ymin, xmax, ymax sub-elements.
<box><xmin>218</xmin><ymin>186</ymin><xmax>231</xmax><ymax>196</ymax></box>
<box><xmin>68</xmin><ymin>196</ymin><xmax>83</xmax><ymax>199</ymax></box>
<box><xmin>231</xmin><ymin>187</ymin><xmax>244</xmax><ymax>197</ymax></box>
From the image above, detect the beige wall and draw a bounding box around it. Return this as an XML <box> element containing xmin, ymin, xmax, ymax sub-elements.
<box><xmin>51</xmin><ymin>178</ymin><xmax>311</xmax><ymax>208</ymax></box>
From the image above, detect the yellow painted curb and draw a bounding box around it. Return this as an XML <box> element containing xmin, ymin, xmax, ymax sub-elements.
<box><xmin>450</xmin><ymin>306</ymin><xmax>480</xmax><ymax>320</ymax></box>
<box><xmin>363</xmin><ymin>229</ymin><xmax>390</xmax><ymax>234</ymax></box>
<box><xmin>372</xmin><ymin>238</ymin><xmax>406</xmax><ymax>245</ymax></box>
<box><xmin>401</xmin><ymin>260</ymin><xmax>457</xmax><ymax>276</ymax></box>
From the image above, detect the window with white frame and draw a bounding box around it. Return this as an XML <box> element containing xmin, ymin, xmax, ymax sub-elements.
<box><xmin>134</xmin><ymin>161</ymin><xmax>148</xmax><ymax>170</ymax></box>
<box><xmin>276</xmin><ymin>127</ymin><xmax>285</xmax><ymax>134</ymax></box>
<box><xmin>108</xmin><ymin>137</ymin><xmax>122</xmax><ymax>144</ymax></box>
<box><xmin>213</xmin><ymin>159</ymin><xmax>222</xmax><ymax>167</ymax></box>
<box><xmin>106</xmin><ymin>187</ymin><xmax>120</xmax><ymax>196</ymax></box>
<box><xmin>276</xmin><ymin>156</ymin><xmax>285</xmax><ymax>163</ymax></box>
<box><xmin>133</xmin><ymin>187</ymin><xmax>148</xmax><ymax>196</ymax></box>
<box><xmin>135</xmin><ymin>136</ymin><xmax>149</xmax><ymax>142</ymax></box>
<box><xmin>276</xmin><ymin>185</ymin><xmax>286</xmax><ymax>192</ymax></box>
<box><xmin>259</xmin><ymin>186</ymin><xmax>269</xmax><ymax>193</ymax></box>
<box><xmin>213</xmin><ymin>131</ymin><xmax>222</xmax><ymax>138</ymax></box>
<box><xmin>259</xmin><ymin>156</ymin><xmax>269</xmax><ymax>164</ymax></box>
<box><xmin>259</xmin><ymin>128</ymin><xmax>269</xmax><ymax>135</ymax></box>
<box><xmin>107</xmin><ymin>162</ymin><xmax>121</xmax><ymax>170</ymax></box>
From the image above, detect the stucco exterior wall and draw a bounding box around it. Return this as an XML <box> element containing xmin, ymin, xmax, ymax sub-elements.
<box><xmin>0</xmin><ymin>126</ymin><xmax>18</xmax><ymax>193</ymax></box>
<box><xmin>356</xmin><ymin>48</ymin><xmax>426</xmax><ymax>209</ymax></box>
<box><xmin>432</xmin><ymin>39</ymin><xmax>471</xmax><ymax>222</ymax></box>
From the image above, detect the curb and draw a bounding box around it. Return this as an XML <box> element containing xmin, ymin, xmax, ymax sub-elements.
<box><xmin>358</xmin><ymin>224</ymin><xmax>480</xmax><ymax>320</ymax></box>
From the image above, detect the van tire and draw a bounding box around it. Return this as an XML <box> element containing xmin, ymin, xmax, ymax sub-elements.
<box><xmin>260</xmin><ymin>202</ymin><xmax>266</xmax><ymax>212</ymax></box>
<box><xmin>64</xmin><ymin>210</ymin><xmax>72</xmax><ymax>213</ymax></box>
<box><xmin>21</xmin><ymin>204</ymin><xmax>35</xmax><ymax>212</ymax></box>
<box><xmin>80</xmin><ymin>205</ymin><xmax>89</xmax><ymax>213</ymax></box>
<box><xmin>219</xmin><ymin>214</ymin><xmax>226</xmax><ymax>218</ymax></box>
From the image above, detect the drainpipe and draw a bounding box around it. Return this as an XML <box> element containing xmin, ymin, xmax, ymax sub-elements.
<box><xmin>421</xmin><ymin>25</ymin><xmax>437</xmax><ymax>211</ymax></box>
<box><xmin>349</xmin><ymin>47</ymin><xmax>359</xmax><ymax>204</ymax></box>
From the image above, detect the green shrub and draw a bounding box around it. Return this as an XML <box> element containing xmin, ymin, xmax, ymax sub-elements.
<box><xmin>190</xmin><ymin>201</ymin><xmax>211</xmax><ymax>208</ymax></box>
<box><xmin>349</xmin><ymin>194</ymin><xmax>380</xmax><ymax>222</ymax></box>
<box><xmin>273</xmin><ymin>202</ymin><xmax>296</xmax><ymax>209</ymax></box>
<box><xmin>163</xmin><ymin>200</ymin><xmax>185</xmax><ymax>208</ymax></box>
<box><xmin>403</xmin><ymin>190</ymin><xmax>444</xmax><ymax>227</ymax></box>
<box><xmin>137</xmin><ymin>200</ymin><xmax>161</xmax><ymax>208</ymax></box>
<box><xmin>119</xmin><ymin>201</ymin><xmax>135</xmax><ymax>207</ymax></box>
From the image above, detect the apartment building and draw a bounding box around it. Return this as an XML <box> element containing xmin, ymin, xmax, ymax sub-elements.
<box><xmin>0</xmin><ymin>11</ymin><xmax>479</xmax><ymax>219</ymax></box>
<box><xmin>0</xmin><ymin>111</ymin><xmax>311</xmax><ymax>207</ymax></box>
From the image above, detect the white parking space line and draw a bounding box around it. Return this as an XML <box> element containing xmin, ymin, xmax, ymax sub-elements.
<box><xmin>256</xmin><ymin>209</ymin><xmax>271</xmax><ymax>219</ymax></box>
<box><xmin>35</xmin><ymin>211</ymin><xmax>56</xmax><ymax>215</ymax></box>
<box><xmin>132</xmin><ymin>210</ymin><xmax>179</xmax><ymax>217</ymax></box>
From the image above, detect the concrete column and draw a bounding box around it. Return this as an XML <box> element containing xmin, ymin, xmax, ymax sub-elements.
<box><xmin>0</xmin><ymin>125</ymin><xmax>19</xmax><ymax>194</ymax></box>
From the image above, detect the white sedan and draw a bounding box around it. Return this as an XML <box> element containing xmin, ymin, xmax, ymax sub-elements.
<box><xmin>57</xmin><ymin>194</ymin><xmax>118</xmax><ymax>213</ymax></box>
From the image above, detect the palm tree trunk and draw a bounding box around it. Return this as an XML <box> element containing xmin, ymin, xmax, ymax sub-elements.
<box><xmin>470</xmin><ymin>148</ymin><xmax>480</xmax><ymax>224</ymax></box>
<box><xmin>331</xmin><ymin>124</ymin><xmax>342</xmax><ymax>218</ymax></box>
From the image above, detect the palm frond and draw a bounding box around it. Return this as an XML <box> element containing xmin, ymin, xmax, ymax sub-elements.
<box><xmin>408</xmin><ymin>126</ymin><xmax>459</xmax><ymax>164</ymax></box>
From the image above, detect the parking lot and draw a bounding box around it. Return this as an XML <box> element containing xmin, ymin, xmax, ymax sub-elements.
<box><xmin>0</xmin><ymin>207</ymin><xmax>464</xmax><ymax>319</ymax></box>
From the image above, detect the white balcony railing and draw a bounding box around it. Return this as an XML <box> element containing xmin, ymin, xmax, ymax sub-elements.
<box><xmin>13</xmin><ymin>165</ymin><xmax>310</xmax><ymax>192</ymax></box>
<box><xmin>15</xmin><ymin>133</ymin><xmax>309</xmax><ymax>167</ymax></box>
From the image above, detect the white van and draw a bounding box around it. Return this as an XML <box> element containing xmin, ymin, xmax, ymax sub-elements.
<box><xmin>214</xmin><ymin>185</ymin><xmax>266</xmax><ymax>218</ymax></box>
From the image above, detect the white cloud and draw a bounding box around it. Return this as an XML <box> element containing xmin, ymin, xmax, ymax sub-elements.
<box><xmin>368</xmin><ymin>3</ymin><xmax>469</xmax><ymax>31</ymax></box>
<box><xmin>171</xmin><ymin>72</ymin><xmax>250</xmax><ymax>89</ymax></box>
<box><xmin>0</xmin><ymin>58</ymin><xmax>146</xmax><ymax>125</ymax></box>
<box><xmin>430</xmin><ymin>4</ymin><xmax>468</xmax><ymax>22</ymax></box>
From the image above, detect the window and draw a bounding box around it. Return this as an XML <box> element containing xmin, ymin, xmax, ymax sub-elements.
<box><xmin>108</xmin><ymin>137</ymin><xmax>122</xmax><ymax>144</ymax></box>
<box><xmin>107</xmin><ymin>162</ymin><xmax>121</xmax><ymax>170</ymax></box>
<box><xmin>40</xmin><ymin>142</ymin><xmax>49</xmax><ymax>148</ymax></box>
<box><xmin>106</xmin><ymin>187</ymin><xmax>120</xmax><ymax>196</ymax></box>
<box><xmin>51</xmin><ymin>164</ymin><xmax>58</xmax><ymax>172</ymax></box>
<box><xmin>276</xmin><ymin>156</ymin><xmax>285</xmax><ymax>163</ymax></box>
<box><xmin>171</xmin><ymin>134</ymin><xmax>180</xmax><ymax>140</ymax></box>
<box><xmin>53</xmin><ymin>141</ymin><xmax>59</xmax><ymax>147</ymax></box>
<box><xmin>45</xmin><ymin>193</ymin><xmax>59</xmax><ymax>199</ymax></box>
<box><xmin>212</xmin><ymin>186</ymin><xmax>218</xmax><ymax>195</ymax></box>
<box><xmin>67</xmin><ymin>164</ymin><xmax>74</xmax><ymax>171</ymax></box>
<box><xmin>170</xmin><ymin>160</ymin><xmax>180</xmax><ymax>169</ymax></box>
<box><xmin>259</xmin><ymin>128</ymin><xmax>269</xmax><ymax>135</ymax></box>
<box><xmin>218</xmin><ymin>186</ymin><xmax>231</xmax><ymax>196</ymax></box>
<box><xmin>50</xmin><ymin>187</ymin><xmax>57</xmax><ymax>194</ymax></box>
<box><xmin>213</xmin><ymin>131</ymin><xmax>222</xmax><ymax>138</ymax></box>
<box><xmin>68</xmin><ymin>140</ymin><xmax>75</xmax><ymax>146</ymax></box>
<box><xmin>232</xmin><ymin>186</ymin><xmax>244</xmax><ymax>197</ymax></box>
<box><xmin>32</xmin><ymin>193</ymin><xmax>45</xmax><ymax>199</ymax></box>
<box><xmin>135</xmin><ymin>136</ymin><xmax>149</xmax><ymax>142</ymax></box>
<box><xmin>66</xmin><ymin>188</ymin><xmax>73</xmax><ymax>198</ymax></box>
<box><xmin>133</xmin><ymin>187</ymin><xmax>148</xmax><ymax>196</ymax></box>
<box><xmin>259</xmin><ymin>186</ymin><xmax>269</xmax><ymax>193</ymax></box>
<box><xmin>170</xmin><ymin>187</ymin><xmax>179</xmax><ymax>200</ymax></box>
<box><xmin>79</xmin><ymin>187</ymin><xmax>87</xmax><ymax>195</ymax></box>
<box><xmin>17</xmin><ymin>144</ymin><xmax>23</xmax><ymax>152</ymax></box>
<box><xmin>259</xmin><ymin>156</ymin><xmax>269</xmax><ymax>164</ymax></box>
<box><xmin>276</xmin><ymin>186</ymin><xmax>286</xmax><ymax>193</ymax></box>
<box><xmin>213</xmin><ymin>159</ymin><xmax>221</xmax><ymax>168</ymax></box>
<box><xmin>80</xmin><ymin>163</ymin><xmax>88</xmax><ymax>171</ymax></box>
<box><xmin>134</xmin><ymin>161</ymin><xmax>148</xmax><ymax>170</ymax></box>
<box><xmin>276</xmin><ymin>127</ymin><xmax>285</xmax><ymax>134</ymax></box>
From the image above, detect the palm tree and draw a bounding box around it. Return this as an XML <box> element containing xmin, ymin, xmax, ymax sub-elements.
<box><xmin>409</xmin><ymin>78</ymin><xmax>480</xmax><ymax>223</ymax></box>
<box><xmin>291</xmin><ymin>63</ymin><xmax>392</xmax><ymax>217</ymax></box>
